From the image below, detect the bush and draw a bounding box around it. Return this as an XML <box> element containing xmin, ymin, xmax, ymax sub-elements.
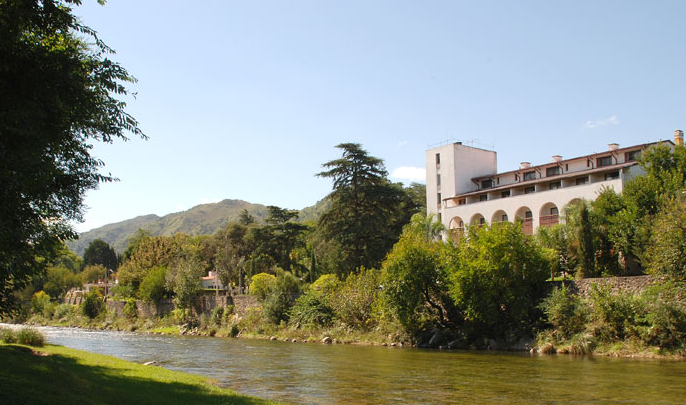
<box><xmin>42</xmin><ymin>302</ymin><xmax>57</xmax><ymax>319</ymax></box>
<box><xmin>53</xmin><ymin>304</ymin><xmax>75</xmax><ymax>320</ymax></box>
<box><xmin>0</xmin><ymin>327</ymin><xmax>17</xmax><ymax>343</ymax></box>
<box><xmin>539</xmin><ymin>285</ymin><xmax>588</xmax><ymax>339</ymax></box>
<box><xmin>210</xmin><ymin>306</ymin><xmax>224</xmax><ymax>327</ymax></box>
<box><xmin>249</xmin><ymin>273</ymin><xmax>276</xmax><ymax>300</ymax></box>
<box><xmin>637</xmin><ymin>281</ymin><xmax>686</xmax><ymax>349</ymax></box>
<box><xmin>17</xmin><ymin>328</ymin><xmax>45</xmax><ymax>347</ymax></box>
<box><xmin>138</xmin><ymin>266</ymin><xmax>168</xmax><ymax>302</ymax></box>
<box><xmin>331</xmin><ymin>268</ymin><xmax>382</xmax><ymax>330</ymax></box>
<box><xmin>31</xmin><ymin>291</ymin><xmax>51</xmax><ymax>315</ymax></box>
<box><xmin>82</xmin><ymin>289</ymin><xmax>105</xmax><ymax>319</ymax></box>
<box><xmin>288</xmin><ymin>292</ymin><xmax>334</xmax><ymax>327</ymax></box>
<box><xmin>588</xmin><ymin>285</ymin><xmax>636</xmax><ymax>340</ymax></box>
<box><xmin>263</xmin><ymin>271</ymin><xmax>300</xmax><ymax>324</ymax></box>
<box><xmin>123</xmin><ymin>298</ymin><xmax>138</xmax><ymax>319</ymax></box>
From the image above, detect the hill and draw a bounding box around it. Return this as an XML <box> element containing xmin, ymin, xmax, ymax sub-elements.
<box><xmin>67</xmin><ymin>199</ymin><xmax>271</xmax><ymax>255</ymax></box>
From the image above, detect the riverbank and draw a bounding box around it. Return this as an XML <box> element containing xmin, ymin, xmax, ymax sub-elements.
<box><xmin>0</xmin><ymin>342</ymin><xmax>283</xmax><ymax>405</ymax></box>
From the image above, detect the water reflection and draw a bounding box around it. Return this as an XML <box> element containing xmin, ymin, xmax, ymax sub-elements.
<box><xmin>11</xmin><ymin>325</ymin><xmax>686</xmax><ymax>405</ymax></box>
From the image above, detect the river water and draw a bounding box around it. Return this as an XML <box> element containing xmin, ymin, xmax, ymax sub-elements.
<box><xmin>10</xmin><ymin>325</ymin><xmax>686</xmax><ymax>404</ymax></box>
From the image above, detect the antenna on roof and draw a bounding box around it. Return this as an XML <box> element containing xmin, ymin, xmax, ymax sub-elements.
<box><xmin>427</xmin><ymin>138</ymin><xmax>495</xmax><ymax>150</ymax></box>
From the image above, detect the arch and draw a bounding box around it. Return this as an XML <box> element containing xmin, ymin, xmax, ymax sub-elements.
<box><xmin>470</xmin><ymin>213</ymin><xmax>486</xmax><ymax>227</ymax></box>
<box><xmin>539</xmin><ymin>202</ymin><xmax>559</xmax><ymax>228</ymax></box>
<box><xmin>448</xmin><ymin>216</ymin><xmax>465</xmax><ymax>243</ymax></box>
<box><xmin>562</xmin><ymin>198</ymin><xmax>585</xmax><ymax>217</ymax></box>
<box><xmin>491</xmin><ymin>210</ymin><xmax>509</xmax><ymax>224</ymax></box>
<box><xmin>515</xmin><ymin>206</ymin><xmax>534</xmax><ymax>235</ymax></box>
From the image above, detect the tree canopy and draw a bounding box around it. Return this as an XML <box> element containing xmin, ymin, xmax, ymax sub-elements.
<box><xmin>0</xmin><ymin>0</ymin><xmax>144</xmax><ymax>314</ymax></box>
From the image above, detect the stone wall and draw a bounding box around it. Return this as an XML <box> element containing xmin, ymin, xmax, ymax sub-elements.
<box><xmin>553</xmin><ymin>275</ymin><xmax>660</xmax><ymax>297</ymax></box>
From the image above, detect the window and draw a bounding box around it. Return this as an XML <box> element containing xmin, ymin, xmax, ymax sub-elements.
<box><xmin>436</xmin><ymin>174</ymin><xmax>441</xmax><ymax>186</ymax></box>
<box><xmin>546</xmin><ymin>166</ymin><xmax>560</xmax><ymax>177</ymax></box>
<box><xmin>565</xmin><ymin>164</ymin><xmax>569</xmax><ymax>171</ymax></box>
<box><xmin>458</xmin><ymin>198</ymin><xmax>466</xmax><ymax>205</ymax></box>
<box><xmin>435</xmin><ymin>153</ymin><xmax>440</xmax><ymax>165</ymax></box>
<box><xmin>501</xmin><ymin>190</ymin><xmax>510</xmax><ymax>198</ymax></box>
<box><xmin>501</xmin><ymin>214</ymin><xmax>509</xmax><ymax>221</ymax></box>
<box><xmin>550</xmin><ymin>207</ymin><xmax>559</xmax><ymax>216</ymax></box>
<box><xmin>605</xmin><ymin>171</ymin><xmax>620</xmax><ymax>180</ymax></box>
<box><xmin>479</xmin><ymin>194</ymin><xmax>488</xmax><ymax>202</ymax></box>
<box><xmin>524</xmin><ymin>186</ymin><xmax>535</xmax><ymax>194</ymax></box>
<box><xmin>549</xmin><ymin>181</ymin><xmax>561</xmax><ymax>190</ymax></box>
<box><xmin>437</xmin><ymin>193</ymin><xmax>442</xmax><ymax>204</ymax></box>
<box><xmin>437</xmin><ymin>213</ymin><xmax>442</xmax><ymax>222</ymax></box>
<box><xmin>576</xmin><ymin>176</ymin><xmax>588</xmax><ymax>185</ymax></box>
<box><xmin>481</xmin><ymin>179</ymin><xmax>493</xmax><ymax>189</ymax></box>
<box><xmin>523</xmin><ymin>171</ymin><xmax>536</xmax><ymax>181</ymax></box>
<box><xmin>625</xmin><ymin>150</ymin><xmax>640</xmax><ymax>162</ymax></box>
<box><xmin>497</xmin><ymin>177</ymin><xmax>500</xmax><ymax>185</ymax></box>
<box><xmin>479</xmin><ymin>217</ymin><xmax>486</xmax><ymax>225</ymax></box>
<box><xmin>525</xmin><ymin>211</ymin><xmax>533</xmax><ymax>219</ymax></box>
<box><xmin>597</xmin><ymin>156</ymin><xmax>613</xmax><ymax>167</ymax></box>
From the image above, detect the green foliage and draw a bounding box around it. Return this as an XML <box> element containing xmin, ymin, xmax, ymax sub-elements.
<box><xmin>636</xmin><ymin>281</ymin><xmax>686</xmax><ymax>349</ymax></box>
<box><xmin>645</xmin><ymin>198</ymin><xmax>686</xmax><ymax>279</ymax></box>
<box><xmin>81</xmin><ymin>264</ymin><xmax>107</xmax><ymax>284</ymax></box>
<box><xmin>330</xmin><ymin>268</ymin><xmax>382</xmax><ymax>330</ymax></box>
<box><xmin>43</xmin><ymin>265</ymin><xmax>81</xmax><ymax>299</ymax></box>
<box><xmin>0</xmin><ymin>0</ymin><xmax>144</xmax><ymax>315</ymax></box>
<box><xmin>82</xmin><ymin>289</ymin><xmax>104</xmax><ymax>319</ymax></box>
<box><xmin>83</xmin><ymin>239</ymin><xmax>118</xmax><ymax>271</ymax></box>
<box><xmin>587</xmin><ymin>285</ymin><xmax>636</xmax><ymax>340</ymax></box>
<box><xmin>537</xmin><ymin>224</ymin><xmax>573</xmax><ymax>279</ymax></box>
<box><xmin>309</xmin><ymin>274</ymin><xmax>340</xmax><ymax>300</ymax></box>
<box><xmin>137</xmin><ymin>266</ymin><xmax>168</xmax><ymax>302</ymax></box>
<box><xmin>316</xmin><ymin>143</ymin><xmax>419</xmax><ymax>274</ymax></box>
<box><xmin>288</xmin><ymin>292</ymin><xmax>334</xmax><ymax>327</ymax></box>
<box><xmin>210</xmin><ymin>306</ymin><xmax>224</xmax><ymax>327</ymax></box>
<box><xmin>249</xmin><ymin>273</ymin><xmax>276</xmax><ymax>300</ymax></box>
<box><xmin>53</xmin><ymin>303</ymin><xmax>75</xmax><ymax>321</ymax></box>
<box><xmin>165</xmin><ymin>257</ymin><xmax>203</xmax><ymax>313</ymax></box>
<box><xmin>539</xmin><ymin>285</ymin><xmax>588</xmax><ymax>339</ymax></box>
<box><xmin>382</xmin><ymin>215</ymin><xmax>453</xmax><ymax>333</ymax></box>
<box><xmin>0</xmin><ymin>327</ymin><xmax>17</xmax><ymax>344</ymax></box>
<box><xmin>123</xmin><ymin>298</ymin><xmax>138</xmax><ymax>319</ymax></box>
<box><xmin>31</xmin><ymin>291</ymin><xmax>51</xmax><ymax>315</ymax></box>
<box><xmin>263</xmin><ymin>271</ymin><xmax>300</xmax><ymax>324</ymax></box>
<box><xmin>16</xmin><ymin>328</ymin><xmax>45</xmax><ymax>347</ymax></box>
<box><xmin>448</xmin><ymin>222</ymin><xmax>549</xmax><ymax>339</ymax></box>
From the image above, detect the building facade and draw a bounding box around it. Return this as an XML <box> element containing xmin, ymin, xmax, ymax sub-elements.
<box><xmin>426</xmin><ymin>131</ymin><xmax>682</xmax><ymax>239</ymax></box>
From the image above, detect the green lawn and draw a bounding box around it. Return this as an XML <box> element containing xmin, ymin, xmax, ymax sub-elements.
<box><xmin>0</xmin><ymin>344</ymin><xmax>284</xmax><ymax>405</ymax></box>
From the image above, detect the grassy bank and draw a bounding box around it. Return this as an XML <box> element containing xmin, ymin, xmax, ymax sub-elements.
<box><xmin>0</xmin><ymin>343</ymin><xmax>283</xmax><ymax>405</ymax></box>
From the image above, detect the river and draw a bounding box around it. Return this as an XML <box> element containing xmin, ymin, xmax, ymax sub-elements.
<box><xmin>9</xmin><ymin>325</ymin><xmax>686</xmax><ymax>404</ymax></box>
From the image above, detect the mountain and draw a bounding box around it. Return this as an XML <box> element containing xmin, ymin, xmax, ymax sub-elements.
<box><xmin>68</xmin><ymin>199</ymin><xmax>270</xmax><ymax>256</ymax></box>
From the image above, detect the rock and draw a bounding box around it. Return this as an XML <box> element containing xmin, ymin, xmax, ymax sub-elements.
<box><xmin>143</xmin><ymin>361</ymin><xmax>160</xmax><ymax>366</ymax></box>
<box><xmin>382</xmin><ymin>343</ymin><xmax>388</xmax><ymax>346</ymax></box>
<box><xmin>390</xmin><ymin>342</ymin><xmax>397</xmax><ymax>347</ymax></box>
<box><xmin>322</xmin><ymin>336</ymin><xmax>332</xmax><ymax>344</ymax></box>
<box><xmin>487</xmin><ymin>339</ymin><xmax>499</xmax><ymax>350</ymax></box>
<box><xmin>511</xmin><ymin>337</ymin><xmax>534</xmax><ymax>351</ymax></box>
<box><xmin>270</xmin><ymin>336</ymin><xmax>277</xmax><ymax>340</ymax></box>
<box><xmin>398</xmin><ymin>342</ymin><xmax>403</xmax><ymax>347</ymax></box>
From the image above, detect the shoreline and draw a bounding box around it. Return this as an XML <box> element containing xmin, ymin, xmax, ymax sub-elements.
<box><xmin>17</xmin><ymin>320</ymin><xmax>686</xmax><ymax>361</ymax></box>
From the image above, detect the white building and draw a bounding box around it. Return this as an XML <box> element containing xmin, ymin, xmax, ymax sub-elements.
<box><xmin>426</xmin><ymin>131</ymin><xmax>683</xmax><ymax>239</ymax></box>
<box><xmin>201</xmin><ymin>271</ymin><xmax>224</xmax><ymax>290</ymax></box>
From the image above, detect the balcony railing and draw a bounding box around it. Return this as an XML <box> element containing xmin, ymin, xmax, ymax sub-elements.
<box><xmin>539</xmin><ymin>214</ymin><xmax>559</xmax><ymax>228</ymax></box>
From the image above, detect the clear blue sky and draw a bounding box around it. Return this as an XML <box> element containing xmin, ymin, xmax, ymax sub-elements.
<box><xmin>73</xmin><ymin>0</ymin><xmax>686</xmax><ymax>232</ymax></box>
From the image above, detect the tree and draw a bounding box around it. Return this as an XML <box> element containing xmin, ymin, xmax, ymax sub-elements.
<box><xmin>83</xmin><ymin>239</ymin><xmax>118</xmax><ymax>271</ymax></box>
<box><xmin>165</xmin><ymin>256</ymin><xmax>203</xmax><ymax>316</ymax></box>
<box><xmin>382</xmin><ymin>214</ymin><xmax>454</xmax><ymax>333</ymax></box>
<box><xmin>447</xmin><ymin>222</ymin><xmax>549</xmax><ymax>340</ymax></box>
<box><xmin>0</xmin><ymin>0</ymin><xmax>144</xmax><ymax>314</ymax></box>
<box><xmin>316</xmin><ymin>143</ymin><xmax>412</xmax><ymax>273</ymax></box>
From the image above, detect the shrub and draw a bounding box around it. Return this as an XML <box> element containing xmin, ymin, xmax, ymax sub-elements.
<box><xmin>331</xmin><ymin>267</ymin><xmax>382</xmax><ymax>330</ymax></box>
<box><xmin>42</xmin><ymin>302</ymin><xmax>57</xmax><ymax>319</ymax></box>
<box><xmin>645</xmin><ymin>198</ymin><xmax>686</xmax><ymax>279</ymax></box>
<box><xmin>31</xmin><ymin>291</ymin><xmax>51</xmax><ymax>315</ymax></box>
<box><xmin>263</xmin><ymin>271</ymin><xmax>300</xmax><ymax>324</ymax></box>
<box><xmin>539</xmin><ymin>285</ymin><xmax>588</xmax><ymax>339</ymax></box>
<box><xmin>17</xmin><ymin>328</ymin><xmax>45</xmax><ymax>347</ymax></box>
<box><xmin>0</xmin><ymin>327</ymin><xmax>17</xmax><ymax>343</ymax></box>
<box><xmin>138</xmin><ymin>266</ymin><xmax>168</xmax><ymax>302</ymax></box>
<box><xmin>588</xmin><ymin>284</ymin><xmax>636</xmax><ymax>340</ymax></box>
<box><xmin>637</xmin><ymin>281</ymin><xmax>686</xmax><ymax>349</ymax></box>
<box><xmin>123</xmin><ymin>298</ymin><xmax>138</xmax><ymax>319</ymax></box>
<box><xmin>309</xmin><ymin>274</ymin><xmax>340</xmax><ymax>301</ymax></box>
<box><xmin>82</xmin><ymin>289</ymin><xmax>105</xmax><ymax>319</ymax></box>
<box><xmin>249</xmin><ymin>273</ymin><xmax>276</xmax><ymax>300</ymax></box>
<box><xmin>288</xmin><ymin>292</ymin><xmax>334</xmax><ymax>327</ymax></box>
<box><xmin>210</xmin><ymin>306</ymin><xmax>224</xmax><ymax>326</ymax></box>
<box><xmin>53</xmin><ymin>304</ymin><xmax>75</xmax><ymax>320</ymax></box>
